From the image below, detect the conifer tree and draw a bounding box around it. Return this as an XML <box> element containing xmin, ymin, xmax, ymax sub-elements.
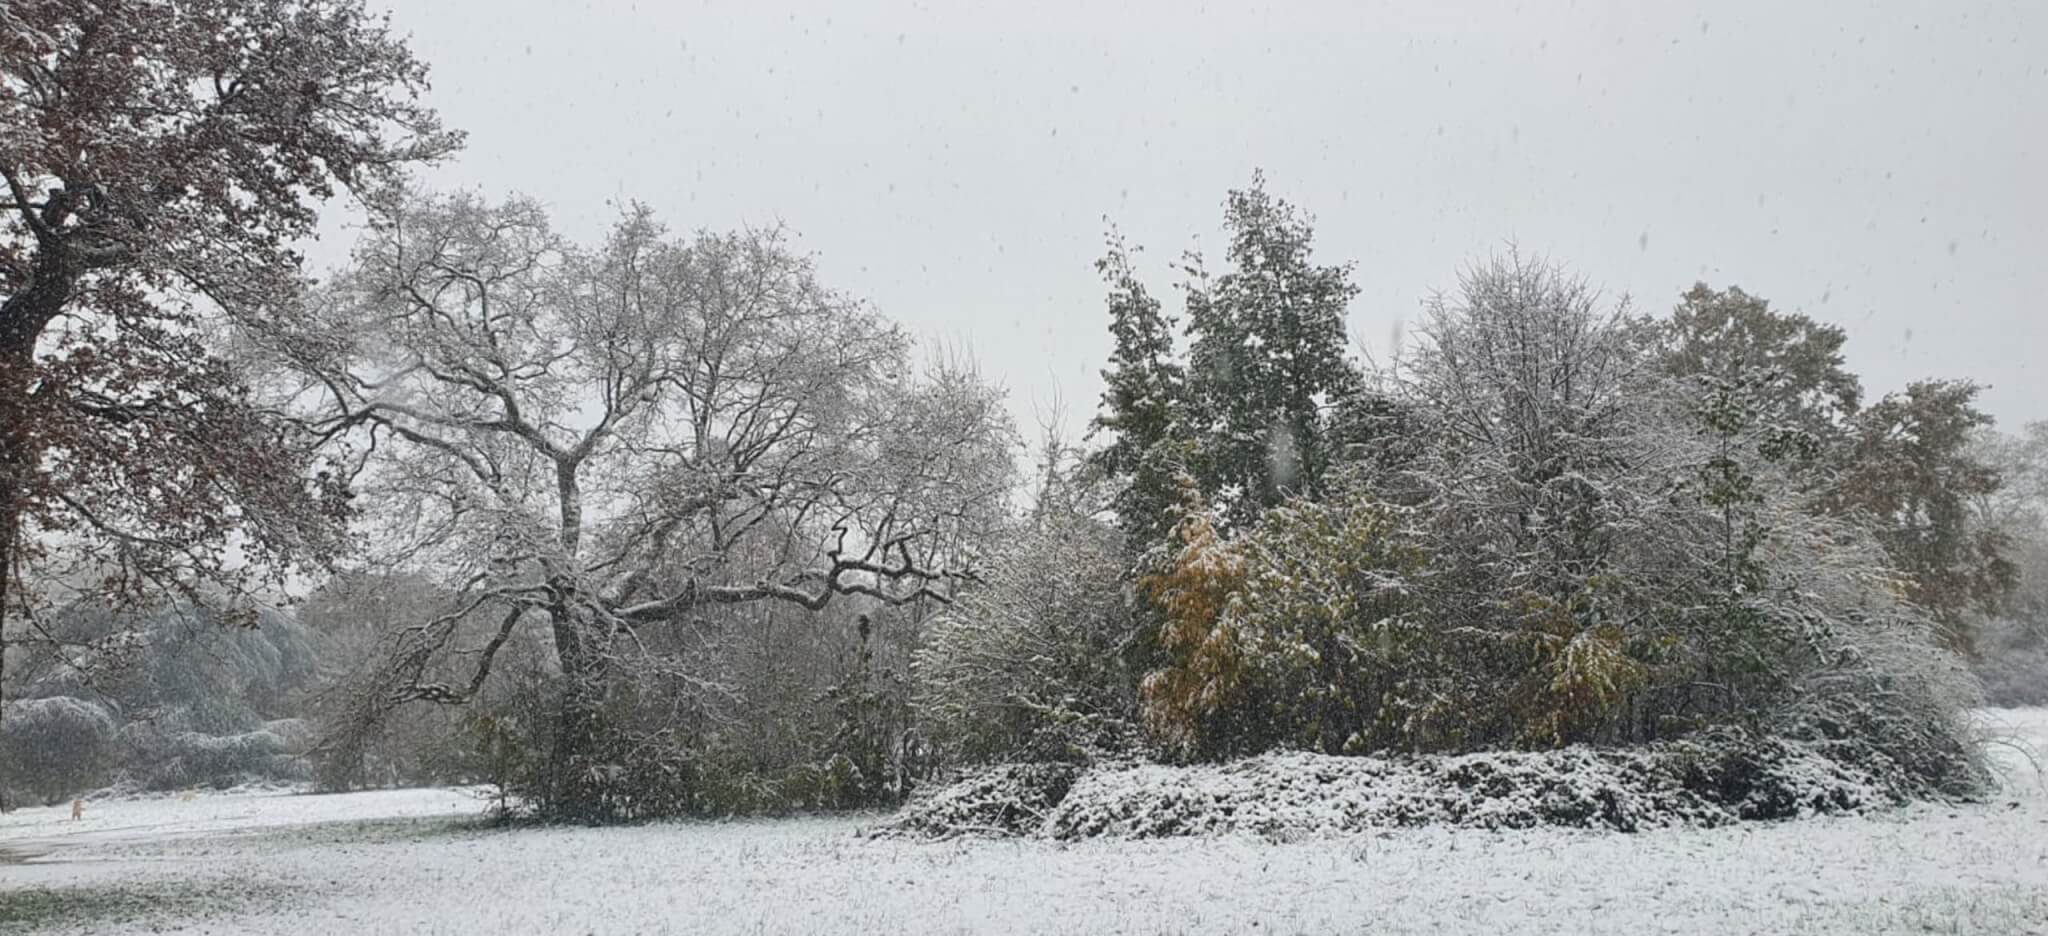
<box><xmin>1086</xmin><ymin>229</ymin><xmax>1190</xmax><ymax>551</ymax></box>
<box><xmin>1183</xmin><ymin>173</ymin><xmax>1361</xmax><ymax>529</ymax></box>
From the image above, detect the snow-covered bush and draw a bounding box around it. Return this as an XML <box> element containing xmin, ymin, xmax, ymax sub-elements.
<box><xmin>1771</xmin><ymin>622</ymin><xmax>1988</xmax><ymax>800</ymax></box>
<box><xmin>260</xmin><ymin>718</ymin><xmax>319</xmax><ymax>755</ymax></box>
<box><xmin>1969</xmin><ymin>457</ymin><xmax>2048</xmax><ymax>705</ymax></box>
<box><xmin>1139</xmin><ymin>484</ymin><xmax>1435</xmax><ymax>759</ymax></box>
<box><xmin>141</xmin><ymin>729</ymin><xmax>291</xmax><ymax>790</ymax></box>
<box><xmin>885</xmin><ymin>729</ymin><xmax>1908</xmax><ymax>840</ymax></box>
<box><xmin>917</xmin><ymin>508</ymin><xmax>1143</xmax><ymax>765</ymax></box>
<box><xmin>1086</xmin><ymin>252</ymin><xmax>1990</xmax><ymax>818</ymax></box>
<box><xmin>884</xmin><ymin>763</ymin><xmax>1083</xmax><ymax>838</ymax></box>
<box><xmin>0</xmin><ymin>696</ymin><xmax>117</xmax><ymax>804</ymax></box>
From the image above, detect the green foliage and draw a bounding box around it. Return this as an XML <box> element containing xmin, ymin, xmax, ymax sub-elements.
<box><xmin>1227</xmin><ymin>489</ymin><xmax>1431</xmax><ymax>754</ymax></box>
<box><xmin>1141</xmin><ymin>482</ymin><xmax>1438</xmax><ymax>758</ymax></box>
<box><xmin>1517</xmin><ymin>590</ymin><xmax>1648</xmax><ymax>747</ymax></box>
<box><xmin>1663</xmin><ymin>283</ymin><xmax>1863</xmax><ymax>448</ymax></box>
<box><xmin>1087</xmin><ymin>229</ymin><xmax>1192</xmax><ymax>552</ymax></box>
<box><xmin>1184</xmin><ymin>173</ymin><xmax>1364</xmax><ymax>528</ymax></box>
<box><xmin>1088</xmin><ymin>173</ymin><xmax>1367</xmax><ymax>546</ymax></box>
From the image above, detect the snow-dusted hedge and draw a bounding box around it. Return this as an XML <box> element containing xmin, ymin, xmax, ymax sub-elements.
<box><xmin>884</xmin><ymin>731</ymin><xmax>1922</xmax><ymax>840</ymax></box>
<box><xmin>261</xmin><ymin>718</ymin><xmax>319</xmax><ymax>755</ymax></box>
<box><xmin>883</xmin><ymin>764</ymin><xmax>1083</xmax><ymax>838</ymax></box>
<box><xmin>124</xmin><ymin>728</ymin><xmax>299</xmax><ymax>790</ymax></box>
<box><xmin>0</xmin><ymin>696</ymin><xmax>118</xmax><ymax>804</ymax></box>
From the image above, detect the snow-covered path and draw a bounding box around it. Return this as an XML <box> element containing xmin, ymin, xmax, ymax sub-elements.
<box><xmin>3</xmin><ymin>712</ymin><xmax>2046</xmax><ymax>935</ymax></box>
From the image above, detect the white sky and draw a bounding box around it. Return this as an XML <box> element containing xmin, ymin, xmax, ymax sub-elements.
<box><xmin>329</xmin><ymin>0</ymin><xmax>2048</xmax><ymax>439</ymax></box>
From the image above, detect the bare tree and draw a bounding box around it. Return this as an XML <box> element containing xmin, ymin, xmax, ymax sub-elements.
<box><xmin>280</xmin><ymin>191</ymin><xmax>1013</xmax><ymax>815</ymax></box>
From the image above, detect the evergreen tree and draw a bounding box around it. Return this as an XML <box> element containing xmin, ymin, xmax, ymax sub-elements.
<box><xmin>1184</xmin><ymin>173</ymin><xmax>1362</xmax><ymax>529</ymax></box>
<box><xmin>1086</xmin><ymin>229</ymin><xmax>1190</xmax><ymax>551</ymax></box>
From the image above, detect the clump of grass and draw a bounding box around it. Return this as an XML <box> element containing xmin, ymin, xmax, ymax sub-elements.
<box><xmin>0</xmin><ymin>879</ymin><xmax>298</xmax><ymax>934</ymax></box>
<box><xmin>252</xmin><ymin>813</ymin><xmax>499</xmax><ymax>847</ymax></box>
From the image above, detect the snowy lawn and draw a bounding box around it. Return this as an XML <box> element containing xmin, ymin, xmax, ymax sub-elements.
<box><xmin>3</xmin><ymin>712</ymin><xmax>2046</xmax><ymax>935</ymax></box>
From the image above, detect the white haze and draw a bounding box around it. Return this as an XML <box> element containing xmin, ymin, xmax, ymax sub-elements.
<box><xmin>313</xmin><ymin>0</ymin><xmax>2048</xmax><ymax>440</ymax></box>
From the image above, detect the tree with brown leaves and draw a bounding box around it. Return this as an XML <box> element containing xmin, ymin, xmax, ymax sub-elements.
<box><xmin>0</xmin><ymin>0</ymin><xmax>457</xmax><ymax>808</ymax></box>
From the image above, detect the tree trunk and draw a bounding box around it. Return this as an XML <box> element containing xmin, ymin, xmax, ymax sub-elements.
<box><xmin>544</xmin><ymin>597</ymin><xmax>610</xmax><ymax>821</ymax></box>
<box><xmin>0</xmin><ymin>239</ymin><xmax>82</xmax><ymax>814</ymax></box>
<box><xmin>0</xmin><ymin>385</ymin><xmax>25</xmax><ymax>815</ymax></box>
<box><xmin>0</xmin><ymin>507</ymin><xmax>11</xmax><ymax>815</ymax></box>
<box><xmin>0</xmin><ymin>317</ymin><xmax>45</xmax><ymax>815</ymax></box>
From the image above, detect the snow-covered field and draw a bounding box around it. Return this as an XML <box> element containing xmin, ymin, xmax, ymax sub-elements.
<box><xmin>4</xmin><ymin>712</ymin><xmax>2047</xmax><ymax>936</ymax></box>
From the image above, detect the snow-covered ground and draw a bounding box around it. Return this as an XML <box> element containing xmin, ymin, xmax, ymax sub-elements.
<box><xmin>0</xmin><ymin>785</ymin><xmax>490</xmax><ymax>861</ymax></box>
<box><xmin>4</xmin><ymin>711</ymin><xmax>2046</xmax><ymax>935</ymax></box>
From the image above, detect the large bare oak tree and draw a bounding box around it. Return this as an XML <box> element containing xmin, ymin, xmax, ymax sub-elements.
<box><xmin>288</xmin><ymin>192</ymin><xmax>1014</xmax><ymax>815</ymax></box>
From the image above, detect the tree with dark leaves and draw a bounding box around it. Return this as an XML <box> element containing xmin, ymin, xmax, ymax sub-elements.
<box><xmin>0</xmin><ymin>0</ymin><xmax>458</xmax><ymax>809</ymax></box>
<box><xmin>1662</xmin><ymin>283</ymin><xmax>1862</xmax><ymax>452</ymax></box>
<box><xmin>1183</xmin><ymin>173</ymin><xmax>1362</xmax><ymax>529</ymax></box>
<box><xmin>1086</xmin><ymin>228</ymin><xmax>1189</xmax><ymax>553</ymax></box>
<box><xmin>1832</xmin><ymin>380</ymin><xmax>2016</xmax><ymax>652</ymax></box>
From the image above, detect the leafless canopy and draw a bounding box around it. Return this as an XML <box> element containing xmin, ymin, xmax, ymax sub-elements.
<box><xmin>279</xmin><ymin>191</ymin><xmax>1015</xmax><ymax>711</ymax></box>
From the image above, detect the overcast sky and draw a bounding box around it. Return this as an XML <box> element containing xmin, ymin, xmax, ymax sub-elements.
<box><xmin>338</xmin><ymin>0</ymin><xmax>2046</xmax><ymax>439</ymax></box>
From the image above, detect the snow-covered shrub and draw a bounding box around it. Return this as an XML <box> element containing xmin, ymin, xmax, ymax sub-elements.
<box><xmin>0</xmin><ymin>696</ymin><xmax>117</xmax><ymax>804</ymax></box>
<box><xmin>884</xmin><ymin>763</ymin><xmax>1083</xmax><ymax>838</ymax></box>
<box><xmin>885</xmin><ymin>730</ymin><xmax>1906</xmax><ymax>840</ymax></box>
<box><xmin>1661</xmin><ymin>728</ymin><xmax>1902</xmax><ymax>821</ymax></box>
<box><xmin>1970</xmin><ymin>509</ymin><xmax>2048</xmax><ymax>704</ymax></box>
<box><xmin>1039</xmin><ymin>253</ymin><xmax>1991</xmax><ymax>820</ymax></box>
<box><xmin>163</xmin><ymin>730</ymin><xmax>288</xmax><ymax>789</ymax></box>
<box><xmin>917</xmin><ymin>508</ymin><xmax>1143</xmax><ymax>765</ymax></box>
<box><xmin>1770</xmin><ymin>619</ymin><xmax>1988</xmax><ymax>800</ymax></box>
<box><xmin>1140</xmin><ymin>484</ymin><xmax>1443</xmax><ymax>759</ymax></box>
<box><xmin>681</xmin><ymin>756</ymin><xmax>877</xmax><ymax>817</ymax></box>
<box><xmin>465</xmin><ymin>660</ymin><xmax>909</xmax><ymax>822</ymax></box>
<box><xmin>116</xmin><ymin>720</ymin><xmax>308</xmax><ymax>790</ymax></box>
<box><xmin>260</xmin><ymin>718</ymin><xmax>319</xmax><ymax>755</ymax></box>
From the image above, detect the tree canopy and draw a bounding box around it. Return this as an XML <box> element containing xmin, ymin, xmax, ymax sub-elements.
<box><xmin>0</xmin><ymin>0</ymin><xmax>457</xmax><ymax>809</ymax></box>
